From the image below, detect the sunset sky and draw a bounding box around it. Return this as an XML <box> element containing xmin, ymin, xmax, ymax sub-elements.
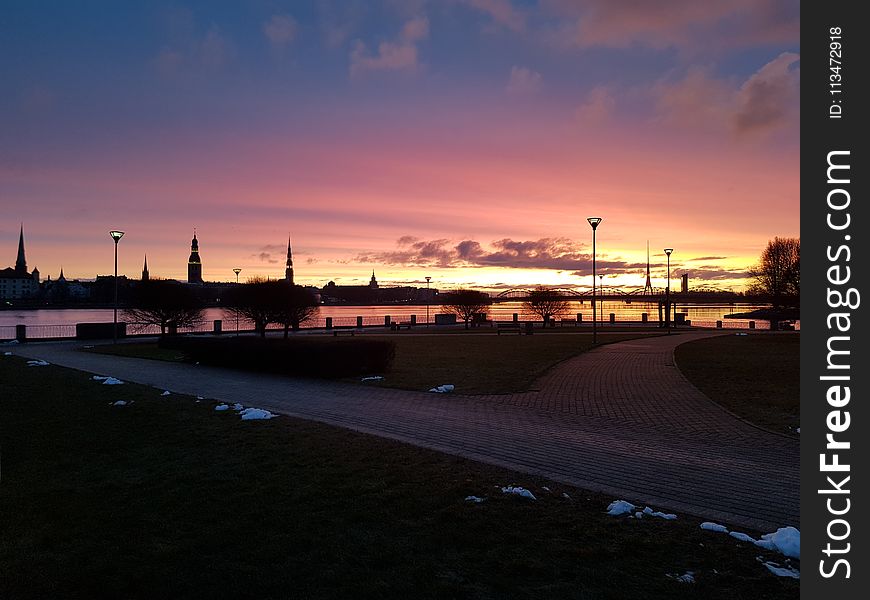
<box><xmin>1</xmin><ymin>0</ymin><xmax>799</xmax><ymax>291</ymax></box>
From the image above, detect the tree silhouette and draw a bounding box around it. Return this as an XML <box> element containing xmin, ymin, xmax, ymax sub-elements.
<box><xmin>224</xmin><ymin>279</ymin><xmax>319</xmax><ymax>337</ymax></box>
<box><xmin>748</xmin><ymin>237</ymin><xmax>800</xmax><ymax>307</ymax></box>
<box><xmin>523</xmin><ymin>287</ymin><xmax>569</xmax><ymax>327</ymax></box>
<box><xmin>444</xmin><ymin>289</ymin><xmax>491</xmax><ymax>329</ymax></box>
<box><xmin>123</xmin><ymin>279</ymin><xmax>205</xmax><ymax>336</ymax></box>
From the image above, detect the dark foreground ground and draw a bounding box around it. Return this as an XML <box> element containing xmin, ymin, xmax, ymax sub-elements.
<box><xmin>675</xmin><ymin>332</ymin><xmax>799</xmax><ymax>434</ymax></box>
<box><xmin>0</xmin><ymin>356</ymin><xmax>798</xmax><ymax>599</ymax></box>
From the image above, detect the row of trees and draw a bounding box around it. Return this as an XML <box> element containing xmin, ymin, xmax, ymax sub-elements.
<box><xmin>124</xmin><ymin>278</ymin><xmax>319</xmax><ymax>337</ymax></box>
<box><xmin>443</xmin><ymin>287</ymin><xmax>569</xmax><ymax>329</ymax></box>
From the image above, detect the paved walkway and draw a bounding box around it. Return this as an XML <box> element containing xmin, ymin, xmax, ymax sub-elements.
<box><xmin>10</xmin><ymin>332</ymin><xmax>798</xmax><ymax>531</ymax></box>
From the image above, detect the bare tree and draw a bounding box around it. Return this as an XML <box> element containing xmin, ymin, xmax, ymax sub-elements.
<box><xmin>224</xmin><ymin>279</ymin><xmax>319</xmax><ymax>337</ymax></box>
<box><xmin>123</xmin><ymin>279</ymin><xmax>205</xmax><ymax>336</ymax></box>
<box><xmin>748</xmin><ymin>237</ymin><xmax>800</xmax><ymax>307</ymax></box>
<box><xmin>523</xmin><ymin>287</ymin><xmax>569</xmax><ymax>327</ymax></box>
<box><xmin>444</xmin><ymin>289</ymin><xmax>491</xmax><ymax>329</ymax></box>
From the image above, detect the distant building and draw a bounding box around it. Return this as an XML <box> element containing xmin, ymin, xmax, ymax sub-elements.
<box><xmin>681</xmin><ymin>273</ymin><xmax>689</xmax><ymax>294</ymax></box>
<box><xmin>369</xmin><ymin>270</ymin><xmax>378</xmax><ymax>289</ymax></box>
<box><xmin>320</xmin><ymin>271</ymin><xmax>437</xmax><ymax>305</ymax></box>
<box><xmin>285</xmin><ymin>235</ymin><xmax>294</xmax><ymax>285</ymax></box>
<box><xmin>142</xmin><ymin>255</ymin><xmax>150</xmax><ymax>281</ymax></box>
<box><xmin>187</xmin><ymin>232</ymin><xmax>203</xmax><ymax>284</ymax></box>
<box><xmin>0</xmin><ymin>225</ymin><xmax>40</xmax><ymax>300</ymax></box>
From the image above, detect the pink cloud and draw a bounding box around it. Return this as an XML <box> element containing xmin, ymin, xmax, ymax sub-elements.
<box><xmin>653</xmin><ymin>53</ymin><xmax>799</xmax><ymax>136</ymax></box>
<box><xmin>463</xmin><ymin>0</ymin><xmax>526</xmax><ymax>33</ymax></box>
<box><xmin>263</xmin><ymin>15</ymin><xmax>298</xmax><ymax>48</ymax></box>
<box><xmin>349</xmin><ymin>16</ymin><xmax>428</xmax><ymax>76</ymax></box>
<box><xmin>543</xmin><ymin>0</ymin><xmax>798</xmax><ymax>50</ymax></box>
<box><xmin>506</xmin><ymin>66</ymin><xmax>542</xmax><ymax>95</ymax></box>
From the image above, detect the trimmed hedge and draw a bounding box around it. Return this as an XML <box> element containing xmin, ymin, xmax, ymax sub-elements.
<box><xmin>158</xmin><ymin>336</ymin><xmax>395</xmax><ymax>379</ymax></box>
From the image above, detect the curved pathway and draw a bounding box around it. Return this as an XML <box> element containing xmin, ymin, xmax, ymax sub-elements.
<box><xmin>10</xmin><ymin>332</ymin><xmax>798</xmax><ymax>531</ymax></box>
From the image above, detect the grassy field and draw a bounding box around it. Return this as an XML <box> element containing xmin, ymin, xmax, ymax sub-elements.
<box><xmin>674</xmin><ymin>333</ymin><xmax>799</xmax><ymax>434</ymax></box>
<box><xmin>87</xmin><ymin>331</ymin><xmax>657</xmax><ymax>395</ymax></box>
<box><xmin>0</xmin><ymin>356</ymin><xmax>798</xmax><ymax>599</ymax></box>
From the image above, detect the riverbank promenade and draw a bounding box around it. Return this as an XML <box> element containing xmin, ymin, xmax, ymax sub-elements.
<box><xmin>11</xmin><ymin>332</ymin><xmax>798</xmax><ymax>531</ymax></box>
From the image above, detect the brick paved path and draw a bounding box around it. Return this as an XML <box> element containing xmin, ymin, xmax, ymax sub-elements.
<box><xmin>11</xmin><ymin>332</ymin><xmax>798</xmax><ymax>531</ymax></box>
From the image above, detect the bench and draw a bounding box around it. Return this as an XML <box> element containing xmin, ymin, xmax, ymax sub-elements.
<box><xmin>397</xmin><ymin>321</ymin><xmax>413</xmax><ymax>330</ymax></box>
<box><xmin>560</xmin><ymin>319</ymin><xmax>578</xmax><ymax>327</ymax></box>
<box><xmin>333</xmin><ymin>329</ymin><xmax>356</xmax><ymax>336</ymax></box>
<box><xmin>496</xmin><ymin>322</ymin><xmax>522</xmax><ymax>335</ymax></box>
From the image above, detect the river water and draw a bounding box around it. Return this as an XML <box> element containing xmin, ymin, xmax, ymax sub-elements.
<box><xmin>1</xmin><ymin>301</ymin><xmax>783</xmax><ymax>339</ymax></box>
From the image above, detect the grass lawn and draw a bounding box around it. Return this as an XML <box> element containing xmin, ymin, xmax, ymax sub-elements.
<box><xmin>86</xmin><ymin>332</ymin><xmax>658</xmax><ymax>395</ymax></box>
<box><xmin>0</xmin><ymin>356</ymin><xmax>798</xmax><ymax>599</ymax></box>
<box><xmin>674</xmin><ymin>333</ymin><xmax>799</xmax><ymax>435</ymax></box>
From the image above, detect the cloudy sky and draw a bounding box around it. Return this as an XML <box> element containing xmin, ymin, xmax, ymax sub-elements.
<box><xmin>1</xmin><ymin>0</ymin><xmax>799</xmax><ymax>290</ymax></box>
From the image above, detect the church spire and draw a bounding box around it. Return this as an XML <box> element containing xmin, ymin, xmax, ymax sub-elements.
<box><xmin>285</xmin><ymin>234</ymin><xmax>294</xmax><ymax>285</ymax></box>
<box><xmin>142</xmin><ymin>254</ymin><xmax>150</xmax><ymax>281</ymax></box>
<box><xmin>15</xmin><ymin>224</ymin><xmax>27</xmax><ymax>275</ymax></box>
<box><xmin>187</xmin><ymin>229</ymin><xmax>203</xmax><ymax>284</ymax></box>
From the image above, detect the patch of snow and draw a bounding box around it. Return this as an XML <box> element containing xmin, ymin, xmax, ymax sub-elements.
<box><xmin>239</xmin><ymin>407</ymin><xmax>275</xmax><ymax>421</ymax></box>
<box><xmin>606</xmin><ymin>500</ymin><xmax>636</xmax><ymax>516</ymax></box>
<box><xmin>643</xmin><ymin>506</ymin><xmax>678</xmax><ymax>520</ymax></box>
<box><xmin>101</xmin><ymin>377</ymin><xmax>124</xmax><ymax>385</ymax></box>
<box><xmin>161</xmin><ymin>390</ymin><xmax>171</xmax><ymax>396</ymax></box>
<box><xmin>214</xmin><ymin>404</ymin><xmax>230</xmax><ymax>411</ymax></box>
<box><xmin>796</xmin><ymin>427</ymin><xmax>800</xmax><ymax>434</ymax></box>
<box><xmin>1</xmin><ymin>339</ymin><xmax>20</xmax><ymax>345</ymax></box>
<box><xmin>501</xmin><ymin>486</ymin><xmax>536</xmax><ymax>500</ymax></box>
<box><xmin>754</xmin><ymin>538</ymin><xmax>776</xmax><ymax>551</ymax></box>
<box><xmin>700</xmin><ymin>522</ymin><xmax>729</xmax><ymax>533</ymax></box>
<box><xmin>3</xmin><ymin>351</ymin><xmax>12</xmax><ymax>356</ymax></box>
<box><xmin>736</xmin><ymin>332</ymin><xmax>748</xmax><ymax>336</ymax></box>
<box><xmin>465</xmin><ymin>496</ymin><xmax>485</xmax><ymax>503</ymax></box>
<box><xmin>27</xmin><ymin>360</ymin><xmax>50</xmax><ymax>367</ymax></box>
<box><xmin>635</xmin><ymin>512</ymin><xmax>643</xmax><ymax>519</ymax></box>
<box><xmin>729</xmin><ymin>531</ymin><xmax>757</xmax><ymax>543</ymax></box>
<box><xmin>667</xmin><ymin>571</ymin><xmax>695</xmax><ymax>584</ymax></box>
<box><xmin>429</xmin><ymin>384</ymin><xmax>455</xmax><ymax>393</ymax></box>
<box><xmin>232</xmin><ymin>403</ymin><xmax>244</xmax><ymax>411</ymax></box>
<box><xmin>562</xmin><ymin>493</ymin><xmax>571</xmax><ymax>499</ymax></box>
<box><xmin>113</xmin><ymin>400</ymin><xmax>127</xmax><ymax>406</ymax></box>
<box><xmin>361</xmin><ymin>376</ymin><xmax>384</xmax><ymax>382</ymax></box>
<box><xmin>757</xmin><ymin>557</ymin><xmax>800</xmax><ymax>579</ymax></box>
<box><xmin>542</xmin><ymin>486</ymin><xmax>550</xmax><ymax>492</ymax></box>
<box><xmin>196</xmin><ymin>396</ymin><xmax>204</xmax><ymax>400</ymax></box>
<box><xmin>760</xmin><ymin>526</ymin><xmax>800</xmax><ymax>559</ymax></box>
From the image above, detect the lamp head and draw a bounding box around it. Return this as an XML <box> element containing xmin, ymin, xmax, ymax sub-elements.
<box><xmin>586</xmin><ymin>217</ymin><xmax>602</xmax><ymax>230</ymax></box>
<box><xmin>425</xmin><ymin>276</ymin><xmax>431</xmax><ymax>282</ymax></box>
<box><xmin>109</xmin><ymin>230</ymin><xmax>125</xmax><ymax>242</ymax></box>
<box><xmin>664</xmin><ymin>248</ymin><xmax>673</xmax><ymax>256</ymax></box>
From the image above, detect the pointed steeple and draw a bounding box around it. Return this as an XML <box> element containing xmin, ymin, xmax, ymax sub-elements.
<box><xmin>15</xmin><ymin>224</ymin><xmax>27</xmax><ymax>275</ymax></box>
<box><xmin>142</xmin><ymin>254</ymin><xmax>150</xmax><ymax>281</ymax></box>
<box><xmin>643</xmin><ymin>241</ymin><xmax>653</xmax><ymax>295</ymax></box>
<box><xmin>58</xmin><ymin>267</ymin><xmax>66</xmax><ymax>282</ymax></box>
<box><xmin>369</xmin><ymin>270</ymin><xmax>378</xmax><ymax>289</ymax></box>
<box><xmin>285</xmin><ymin>234</ymin><xmax>294</xmax><ymax>285</ymax></box>
<box><xmin>188</xmin><ymin>229</ymin><xmax>203</xmax><ymax>284</ymax></box>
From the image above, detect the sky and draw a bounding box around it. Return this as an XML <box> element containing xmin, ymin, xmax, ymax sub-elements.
<box><xmin>0</xmin><ymin>0</ymin><xmax>800</xmax><ymax>291</ymax></box>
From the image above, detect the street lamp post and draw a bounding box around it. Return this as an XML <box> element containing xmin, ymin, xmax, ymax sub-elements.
<box><xmin>664</xmin><ymin>248</ymin><xmax>673</xmax><ymax>334</ymax></box>
<box><xmin>587</xmin><ymin>217</ymin><xmax>602</xmax><ymax>344</ymax></box>
<box><xmin>598</xmin><ymin>274</ymin><xmax>604</xmax><ymax>325</ymax></box>
<box><xmin>233</xmin><ymin>268</ymin><xmax>242</xmax><ymax>335</ymax></box>
<box><xmin>109</xmin><ymin>230</ymin><xmax>125</xmax><ymax>344</ymax></box>
<box><xmin>425</xmin><ymin>276</ymin><xmax>431</xmax><ymax>327</ymax></box>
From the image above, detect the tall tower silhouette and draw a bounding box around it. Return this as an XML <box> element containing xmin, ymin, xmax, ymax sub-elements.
<box><xmin>369</xmin><ymin>270</ymin><xmax>379</xmax><ymax>289</ymax></box>
<box><xmin>285</xmin><ymin>235</ymin><xmax>294</xmax><ymax>285</ymax></box>
<box><xmin>142</xmin><ymin>255</ymin><xmax>150</xmax><ymax>281</ymax></box>
<box><xmin>643</xmin><ymin>241</ymin><xmax>653</xmax><ymax>295</ymax></box>
<box><xmin>187</xmin><ymin>231</ymin><xmax>203</xmax><ymax>284</ymax></box>
<box><xmin>15</xmin><ymin>224</ymin><xmax>27</xmax><ymax>276</ymax></box>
